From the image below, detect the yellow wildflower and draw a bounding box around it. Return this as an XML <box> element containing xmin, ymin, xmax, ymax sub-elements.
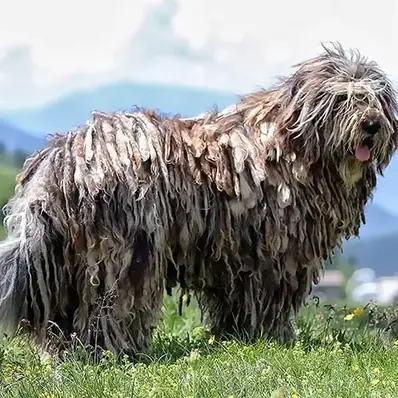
<box><xmin>208</xmin><ymin>335</ymin><xmax>216</xmax><ymax>345</ymax></box>
<box><xmin>353</xmin><ymin>307</ymin><xmax>364</xmax><ymax>317</ymax></box>
<box><xmin>344</xmin><ymin>313</ymin><xmax>355</xmax><ymax>321</ymax></box>
<box><xmin>270</xmin><ymin>389</ymin><xmax>285</xmax><ymax>398</ymax></box>
<box><xmin>373</xmin><ymin>367</ymin><xmax>380</xmax><ymax>374</ymax></box>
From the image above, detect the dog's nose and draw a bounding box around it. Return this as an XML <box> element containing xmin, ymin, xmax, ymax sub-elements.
<box><xmin>362</xmin><ymin>119</ymin><xmax>381</xmax><ymax>135</ymax></box>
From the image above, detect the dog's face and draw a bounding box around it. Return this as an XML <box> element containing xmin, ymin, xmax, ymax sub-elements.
<box><xmin>279</xmin><ymin>43</ymin><xmax>398</xmax><ymax>178</ymax></box>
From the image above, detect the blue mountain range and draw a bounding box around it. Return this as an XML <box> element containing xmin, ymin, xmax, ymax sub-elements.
<box><xmin>3</xmin><ymin>81</ymin><xmax>237</xmax><ymax>136</ymax></box>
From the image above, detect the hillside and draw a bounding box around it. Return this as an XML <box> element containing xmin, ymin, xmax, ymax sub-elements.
<box><xmin>4</xmin><ymin>81</ymin><xmax>237</xmax><ymax>135</ymax></box>
<box><xmin>356</xmin><ymin>203</ymin><xmax>398</xmax><ymax>239</ymax></box>
<box><xmin>369</xmin><ymin>153</ymin><xmax>398</xmax><ymax>217</ymax></box>
<box><xmin>343</xmin><ymin>233</ymin><xmax>398</xmax><ymax>276</ymax></box>
<box><xmin>0</xmin><ymin>164</ymin><xmax>18</xmax><ymax>239</ymax></box>
<box><xmin>336</xmin><ymin>203</ymin><xmax>398</xmax><ymax>276</ymax></box>
<box><xmin>0</xmin><ymin>119</ymin><xmax>44</xmax><ymax>152</ymax></box>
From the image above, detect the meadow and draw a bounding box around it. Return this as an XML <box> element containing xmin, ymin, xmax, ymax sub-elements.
<box><xmin>0</xmin><ymin>161</ymin><xmax>398</xmax><ymax>398</ymax></box>
<box><xmin>0</xmin><ymin>157</ymin><xmax>19</xmax><ymax>239</ymax></box>
<box><xmin>0</xmin><ymin>297</ymin><xmax>397</xmax><ymax>398</ymax></box>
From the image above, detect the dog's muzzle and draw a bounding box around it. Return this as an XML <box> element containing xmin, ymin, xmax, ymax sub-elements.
<box><xmin>355</xmin><ymin>115</ymin><xmax>382</xmax><ymax>162</ymax></box>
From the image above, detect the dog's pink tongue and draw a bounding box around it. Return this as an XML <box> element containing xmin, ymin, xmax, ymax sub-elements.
<box><xmin>355</xmin><ymin>144</ymin><xmax>371</xmax><ymax>162</ymax></box>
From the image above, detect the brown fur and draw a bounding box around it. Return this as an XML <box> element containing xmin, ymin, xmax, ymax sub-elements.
<box><xmin>0</xmin><ymin>43</ymin><xmax>397</xmax><ymax>357</ymax></box>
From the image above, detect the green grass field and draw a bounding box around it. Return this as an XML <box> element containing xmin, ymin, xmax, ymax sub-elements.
<box><xmin>0</xmin><ymin>163</ymin><xmax>18</xmax><ymax>239</ymax></box>
<box><xmin>0</xmin><ymin>297</ymin><xmax>397</xmax><ymax>398</ymax></box>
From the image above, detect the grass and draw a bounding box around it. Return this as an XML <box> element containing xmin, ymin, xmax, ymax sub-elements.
<box><xmin>0</xmin><ymin>297</ymin><xmax>397</xmax><ymax>397</ymax></box>
<box><xmin>0</xmin><ymin>163</ymin><xmax>18</xmax><ymax>239</ymax></box>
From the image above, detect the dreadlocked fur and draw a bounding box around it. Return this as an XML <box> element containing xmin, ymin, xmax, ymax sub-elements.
<box><xmin>0</xmin><ymin>43</ymin><xmax>397</xmax><ymax>357</ymax></box>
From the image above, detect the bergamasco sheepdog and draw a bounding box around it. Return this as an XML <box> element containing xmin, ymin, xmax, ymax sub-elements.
<box><xmin>0</xmin><ymin>43</ymin><xmax>396</xmax><ymax>357</ymax></box>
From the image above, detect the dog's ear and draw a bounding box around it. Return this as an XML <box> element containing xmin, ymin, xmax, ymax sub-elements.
<box><xmin>379</xmin><ymin>89</ymin><xmax>398</xmax><ymax>149</ymax></box>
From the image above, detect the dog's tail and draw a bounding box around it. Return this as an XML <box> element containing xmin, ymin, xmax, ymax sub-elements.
<box><xmin>0</xmin><ymin>235</ymin><xmax>28</xmax><ymax>336</ymax></box>
<box><xmin>0</xmin><ymin>196</ymin><xmax>63</xmax><ymax>339</ymax></box>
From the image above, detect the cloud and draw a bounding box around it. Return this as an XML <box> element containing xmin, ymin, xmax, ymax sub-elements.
<box><xmin>0</xmin><ymin>0</ymin><xmax>157</xmax><ymax>75</ymax></box>
<box><xmin>0</xmin><ymin>0</ymin><xmax>158</xmax><ymax>108</ymax></box>
<box><xmin>172</xmin><ymin>0</ymin><xmax>397</xmax><ymax>89</ymax></box>
<box><xmin>0</xmin><ymin>46</ymin><xmax>38</xmax><ymax>108</ymax></box>
<box><xmin>114</xmin><ymin>0</ymin><xmax>213</xmax><ymax>84</ymax></box>
<box><xmin>0</xmin><ymin>0</ymin><xmax>396</xmax><ymax>109</ymax></box>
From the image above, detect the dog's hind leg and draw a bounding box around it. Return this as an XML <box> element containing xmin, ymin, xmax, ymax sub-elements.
<box><xmin>67</xmin><ymin>231</ymin><xmax>165</xmax><ymax>359</ymax></box>
<box><xmin>0</xmin><ymin>201</ymin><xmax>164</xmax><ymax>359</ymax></box>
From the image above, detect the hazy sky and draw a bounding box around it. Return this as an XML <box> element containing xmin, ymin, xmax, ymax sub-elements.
<box><xmin>0</xmin><ymin>0</ymin><xmax>397</xmax><ymax>109</ymax></box>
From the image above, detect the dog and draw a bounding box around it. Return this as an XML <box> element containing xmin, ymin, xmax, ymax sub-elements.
<box><xmin>0</xmin><ymin>43</ymin><xmax>396</xmax><ymax>357</ymax></box>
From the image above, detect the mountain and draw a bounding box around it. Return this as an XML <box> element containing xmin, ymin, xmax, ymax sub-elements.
<box><xmin>4</xmin><ymin>81</ymin><xmax>237</xmax><ymax>135</ymax></box>
<box><xmin>0</xmin><ymin>120</ymin><xmax>44</xmax><ymax>152</ymax></box>
<box><xmin>368</xmin><ymin>154</ymin><xmax>398</xmax><ymax>217</ymax></box>
<box><xmin>343</xmin><ymin>233</ymin><xmax>398</xmax><ymax>277</ymax></box>
<box><xmin>339</xmin><ymin>203</ymin><xmax>398</xmax><ymax>276</ymax></box>
<box><xmin>356</xmin><ymin>202</ymin><xmax>398</xmax><ymax>239</ymax></box>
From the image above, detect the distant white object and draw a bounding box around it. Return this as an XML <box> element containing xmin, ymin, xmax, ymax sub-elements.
<box><xmin>351</xmin><ymin>282</ymin><xmax>378</xmax><ymax>303</ymax></box>
<box><xmin>375</xmin><ymin>277</ymin><xmax>398</xmax><ymax>304</ymax></box>
<box><xmin>312</xmin><ymin>270</ymin><xmax>344</xmax><ymax>299</ymax></box>
<box><xmin>350</xmin><ymin>268</ymin><xmax>376</xmax><ymax>284</ymax></box>
<box><xmin>348</xmin><ymin>268</ymin><xmax>398</xmax><ymax>304</ymax></box>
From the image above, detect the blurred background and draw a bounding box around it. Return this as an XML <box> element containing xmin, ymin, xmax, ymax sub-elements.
<box><xmin>0</xmin><ymin>0</ymin><xmax>397</xmax><ymax>303</ymax></box>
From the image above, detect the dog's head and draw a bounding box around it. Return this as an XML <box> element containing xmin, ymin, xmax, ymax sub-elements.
<box><xmin>277</xmin><ymin>43</ymin><xmax>398</xmax><ymax>180</ymax></box>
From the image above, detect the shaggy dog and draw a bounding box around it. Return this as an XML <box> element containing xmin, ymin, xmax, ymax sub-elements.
<box><xmin>0</xmin><ymin>43</ymin><xmax>397</xmax><ymax>357</ymax></box>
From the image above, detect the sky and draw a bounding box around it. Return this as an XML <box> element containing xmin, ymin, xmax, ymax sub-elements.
<box><xmin>0</xmin><ymin>0</ymin><xmax>397</xmax><ymax>109</ymax></box>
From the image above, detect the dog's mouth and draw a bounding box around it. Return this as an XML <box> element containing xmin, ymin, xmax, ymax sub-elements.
<box><xmin>354</xmin><ymin>137</ymin><xmax>373</xmax><ymax>163</ymax></box>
